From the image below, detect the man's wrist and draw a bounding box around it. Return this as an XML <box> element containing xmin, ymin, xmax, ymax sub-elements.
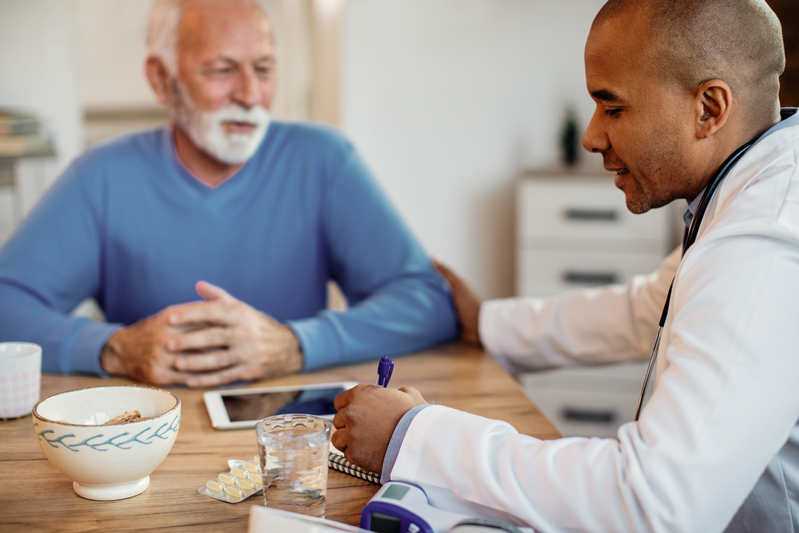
<box><xmin>99</xmin><ymin>332</ymin><xmax>123</xmax><ymax>374</ymax></box>
<box><xmin>280</xmin><ymin>325</ymin><xmax>304</xmax><ymax>374</ymax></box>
<box><xmin>470</xmin><ymin>301</ymin><xmax>484</xmax><ymax>344</ymax></box>
<box><xmin>285</xmin><ymin>320</ymin><xmax>322</xmax><ymax>371</ymax></box>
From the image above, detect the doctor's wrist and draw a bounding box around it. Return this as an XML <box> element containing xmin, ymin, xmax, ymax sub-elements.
<box><xmin>380</xmin><ymin>403</ymin><xmax>433</xmax><ymax>484</ymax></box>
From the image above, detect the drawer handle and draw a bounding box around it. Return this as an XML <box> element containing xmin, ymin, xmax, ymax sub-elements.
<box><xmin>563</xmin><ymin>208</ymin><xmax>618</xmax><ymax>221</ymax></box>
<box><xmin>562</xmin><ymin>408</ymin><xmax>617</xmax><ymax>424</ymax></box>
<box><xmin>563</xmin><ymin>271</ymin><xmax>618</xmax><ymax>285</ymax></box>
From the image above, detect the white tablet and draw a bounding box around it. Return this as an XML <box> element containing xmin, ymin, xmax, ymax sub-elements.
<box><xmin>203</xmin><ymin>381</ymin><xmax>358</xmax><ymax>430</ymax></box>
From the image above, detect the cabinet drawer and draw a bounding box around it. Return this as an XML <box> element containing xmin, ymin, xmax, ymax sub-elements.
<box><xmin>517</xmin><ymin>248</ymin><xmax>665</xmax><ymax>297</ymax></box>
<box><xmin>517</xmin><ymin>177</ymin><xmax>669</xmax><ymax>245</ymax></box>
<box><xmin>522</xmin><ymin>387</ymin><xmax>638</xmax><ymax>438</ymax></box>
<box><xmin>519</xmin><ymin>363</ymin><xmax>648</xmax><ymax>395</ymax></box>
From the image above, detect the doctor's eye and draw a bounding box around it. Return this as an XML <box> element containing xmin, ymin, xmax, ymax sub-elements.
<box><xmin>605</xmin><ymin>108</ymin><xmax>623</xmax><ymax>118</ymax></box>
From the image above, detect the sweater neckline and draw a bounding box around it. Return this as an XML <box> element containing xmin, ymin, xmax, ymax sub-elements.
<box><xmin>163</xmin><ymin>125</ymin><xmax>256</xmax><ymax>191</ymax></box>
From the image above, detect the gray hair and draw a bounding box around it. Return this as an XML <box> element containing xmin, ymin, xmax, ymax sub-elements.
<box><xmin>146</xmin><ymin>0</ymin><xmax>273</xmax><ymax>75</ymax></box>
<box><xmin>146</xmin><ymin>0</ymin><xmax>183</xmax><ymax>74</ymax></box>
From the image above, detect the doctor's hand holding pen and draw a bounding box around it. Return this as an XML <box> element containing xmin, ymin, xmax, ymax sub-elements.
<box><xmin>332</xmin><ymin>378</ymin><xmax>426</xmax><ymax>475</ymax></box>
<box><xmin>433</xmin><ymin>258</ymin><xmax>483</xmax><ymax>345</ymax></box>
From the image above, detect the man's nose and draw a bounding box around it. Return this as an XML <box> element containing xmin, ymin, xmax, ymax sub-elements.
<box><xmin>233</xmin><ymin>67</ymin><xmax>261</xmax><ymax>108</ymax></box>
<box><xmin>582</xmin><ymin>106</ymin><xmax>610</xmax><ymax>153</ymax></box>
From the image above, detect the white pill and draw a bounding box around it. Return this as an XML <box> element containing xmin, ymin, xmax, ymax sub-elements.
<box><xmin>237</xmin><ymin>479</ymin><xmax>255</xmax><ymax>491</ymax></box>
<box><xmin>218</xmin><ymin>473</ymin><xmax>235</xmax><ymax>485</ymax></box>
<box><xmin>243</xmin><ymin>461</ymin><xmax>260</xmax><ymax>473</ymax></box>
<box><xmin>205</xmin><ymin>480</ymin><xmax>223</xmax><ymax>493</ymax></box>
<box><xmin>231</xmin><ymin>467</ymin><xmax>248</xmax><ymax>479</ymax></box>
<box><xmin>225</xmin><ymin>485</ymin><xmax>244</xmax><ymax>498</ymax></box>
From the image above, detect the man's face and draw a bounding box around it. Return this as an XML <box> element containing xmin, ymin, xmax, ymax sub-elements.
<box><xmin>168</xmin><ymin>0</ymin><xmax>276</xmax><ymax>164</ymax></box>
<box><xmin>582</xmin><ymin>13</ymin><xmax>700</xmax><ymax>213</ymax></box>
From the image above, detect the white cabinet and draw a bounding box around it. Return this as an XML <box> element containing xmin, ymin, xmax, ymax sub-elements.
<box><xmin>515</xmin><ymin>170</ymin><xmax>679</xmax><ymax>437</ymax></box>
<box><xmin>516</xmin><ymin>173</ymin><xmax>674</xmax><ymax>297</ymax></box>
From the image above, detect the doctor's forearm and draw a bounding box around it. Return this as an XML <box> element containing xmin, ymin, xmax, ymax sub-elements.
<box><xmin>478</xmin><ymin>247</ymin><xmax>680</xmax><ymax>370</ymax></box>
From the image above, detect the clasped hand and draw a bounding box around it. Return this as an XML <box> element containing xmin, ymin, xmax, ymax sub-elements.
<box><xmin>100</xmin><ymin>281</ymin><xmax>303</xmax><ymax>387</ymax></box>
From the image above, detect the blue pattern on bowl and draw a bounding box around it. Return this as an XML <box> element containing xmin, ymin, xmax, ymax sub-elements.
<box><xmin>34</xmin><ymin>414</ymin><xmax>180</xmax><ymax>453</ymax></box>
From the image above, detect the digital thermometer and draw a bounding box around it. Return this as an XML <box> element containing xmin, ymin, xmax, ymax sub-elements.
<box><xmin>361</xmin><ymin>482</ymin><xmax>471</xmax><ymax>533</ymax></box>
<box><xmin>360</xmin><ymin>482</ymin><xmax>526</xmax><ymax>533</ymax></box>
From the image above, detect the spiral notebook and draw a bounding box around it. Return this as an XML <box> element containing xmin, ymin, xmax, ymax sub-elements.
<box><xmin>328</xmin><ymin>445</ymin><xmax>381</xmax><ymax>485</ymax></box>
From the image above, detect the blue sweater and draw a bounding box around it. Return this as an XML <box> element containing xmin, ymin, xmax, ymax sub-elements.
<box><xmin>0</xmin><ymin>123</ymin><xmax>457</xmax><ymax>375</ymax></box>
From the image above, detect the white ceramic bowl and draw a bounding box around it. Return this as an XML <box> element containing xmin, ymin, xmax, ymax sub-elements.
<box><xmin>32</xmin><ymin>385</ymin><xmax>181</xmax><ymax>500</ymax></box>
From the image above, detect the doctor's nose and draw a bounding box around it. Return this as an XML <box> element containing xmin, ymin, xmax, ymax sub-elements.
<box><xmin>583</xmin><ymin>106</ymin><xmax>610</xmax><ymax>154</ymax></box>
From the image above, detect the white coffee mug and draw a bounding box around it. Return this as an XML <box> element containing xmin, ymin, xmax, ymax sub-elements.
<box><xmin>0</xmin><ymin>342</ymin><xmax>42</xmax><ymax>419</ymax></box>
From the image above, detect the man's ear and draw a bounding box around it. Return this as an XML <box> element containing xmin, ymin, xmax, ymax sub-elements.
<box><xmin>145</xmin><ymin>55</ymin><xmax>171</xmax><ymax>104</ymax></box>
<box><xmin>694</xmin><ymin>79</ymin><xmax>733</xmax><ymax>140</ymax></box>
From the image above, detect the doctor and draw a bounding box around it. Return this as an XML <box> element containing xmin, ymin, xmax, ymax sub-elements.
<box><xmin>332</xmin><ymin>0</ymin><xmax>799</xmax><ymax>531</ymax></box>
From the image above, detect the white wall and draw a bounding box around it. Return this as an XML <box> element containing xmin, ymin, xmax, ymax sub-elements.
<box><xmin>0</xmin><ymin>0</ymin><xmax>83</xmax><ymax>245</ymax></box>
<box><xmin>71</xmin><ymin>0</ymin><xmax>158</xmax><ymax>110</ymax></box>
<box><xmin>342</xmin><ymin>0</ymin><xmax>607</xmax><ymax>298</ymax></box>
<box><xmin>0</xmin><ymin>0</ymin><xmax>83</xmax><ymax>176</ymax></box>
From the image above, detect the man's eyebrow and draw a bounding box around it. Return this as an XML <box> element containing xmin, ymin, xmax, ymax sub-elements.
<box><xmin>591</xmin><ymin>89</ymin><xmax>622</xmax><ymax>102</ymax></box>
<box><xmin>202</xmin><ymin>57</ymin><xmax>236</xmax><ymax>66</ymax></box>
<box><xmin>199</xmin><ymin>56</ymin><xmax>274</xmax><ymax>70</ymax></box>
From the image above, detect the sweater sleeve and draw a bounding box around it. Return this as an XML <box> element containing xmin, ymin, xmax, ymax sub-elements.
<box><xmin>0</xmin><ymin>163</ymin><xmax>120</xmax><ymax>375</ymax></box>
<box><xmin>286</xmin><ymin>144</ymin><xmax>457</xmax><ymax>370</ymax></box>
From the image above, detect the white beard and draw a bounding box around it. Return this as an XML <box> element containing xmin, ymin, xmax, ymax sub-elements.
<box><xmin>170</xmin><ymin>79</ymin><xmax>270</xmax><ymax>165</ymax></box>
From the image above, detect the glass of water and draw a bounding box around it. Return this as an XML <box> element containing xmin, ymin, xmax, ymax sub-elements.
<box><xmin>255</xmin><ymin>414</ymin><xmax>331</xmax><ymax>517</ymax></box>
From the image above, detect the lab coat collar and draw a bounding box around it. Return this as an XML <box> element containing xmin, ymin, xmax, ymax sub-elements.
<box><xmin>683</xmin><ymin>107</ymin><xmax>799</xmax><ymax>229</ymax></box>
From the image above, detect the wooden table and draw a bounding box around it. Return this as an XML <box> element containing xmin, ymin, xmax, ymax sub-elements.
<box><xmin>0</xmin><ymin>342</ymin><xmax>560</xmax><ymax>532</ymax></box>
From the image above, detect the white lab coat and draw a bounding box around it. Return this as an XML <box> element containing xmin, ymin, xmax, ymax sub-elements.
<box><xmin>388</xmin><ymin>120</ymin><xmax>799</xmax><ymax>532</ymax></box>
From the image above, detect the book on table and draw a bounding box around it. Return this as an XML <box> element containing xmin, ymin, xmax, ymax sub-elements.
<box><xmin>329</xmin><ymin>444</ymin><xmax>381</xmax><ymax>485</ymax></box>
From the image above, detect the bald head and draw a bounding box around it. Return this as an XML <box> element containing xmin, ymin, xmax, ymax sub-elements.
<box><xmin>593</xmin><ymin>0</ymin><xmax>785</xmax><ymax>129</ymax></box>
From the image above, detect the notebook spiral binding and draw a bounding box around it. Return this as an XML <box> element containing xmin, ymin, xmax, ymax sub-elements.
<box><xmin>328</xmin><ymin>452</ymin><xmax>381</xmax><ymax>485</ymax></box>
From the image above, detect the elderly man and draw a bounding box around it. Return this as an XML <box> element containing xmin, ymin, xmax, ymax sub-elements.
<box><xmin>0</xmin><ymin>0</ymin><xmax>456</xmax><ymax>387</ymax></box>
<box><xmin>333</xmin><ymin>1</ymin><xmax>799</xmax><ymax>531</ymax></box>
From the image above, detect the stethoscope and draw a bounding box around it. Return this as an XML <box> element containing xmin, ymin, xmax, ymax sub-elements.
<box><xmin>633</xmin><ymin>139</ymin><xmax>757</xmax><ymax>421</ymax></box>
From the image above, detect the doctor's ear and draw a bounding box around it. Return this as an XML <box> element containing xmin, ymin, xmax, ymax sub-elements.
<box><xmin>694</xmin><ymin>79</ymin><xmax>733</xmax><ymax>140</ymax></box>
<box><xmin>145</xmin><ymin>55</ymin><xmax>171</xmax><ymax>105</ymax></box>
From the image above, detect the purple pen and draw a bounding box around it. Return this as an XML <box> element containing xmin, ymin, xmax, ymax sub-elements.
<box><xmin>375</xmin><ymin>356</ymin><xmax>394</xmax><ymax>388</ymax></box>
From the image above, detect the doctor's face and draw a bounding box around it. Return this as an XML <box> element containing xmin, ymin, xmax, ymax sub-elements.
<box><xmin>582</xmin><ymin>12</ymin><xmax>700</xmax><ymax>214</ymax></box>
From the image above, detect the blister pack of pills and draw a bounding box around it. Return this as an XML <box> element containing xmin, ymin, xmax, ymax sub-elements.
<box><xmin>197</xmin><ymin>457</ymin><xmax>264</xmax><ymax>503</ymax></box>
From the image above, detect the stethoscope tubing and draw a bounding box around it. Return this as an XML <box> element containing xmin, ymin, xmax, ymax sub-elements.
<box><xmin>633</xmin><ymin>139</ymin><xmax>757</xmax><ymax>422</ymax></box>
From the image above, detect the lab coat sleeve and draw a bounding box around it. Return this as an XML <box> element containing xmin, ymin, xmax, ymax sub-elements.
<box><xmin>479</xmin><ymin>246</ymin><xmax>681</xmax><ymax>372</ymax></box>
<box><xmin>388</xmin><ymin>229</ymin><xmax>799</xmax><ymax>532</ymax></box>
<box><xmin>286</xmin><ymin>143</ymin><xmax>458</xmax><ymax>370</ymax></box>
<box><xmin>0</xmin><ymin>162</ymin><xmax>120</xmax><ymax>375</ymax></box>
